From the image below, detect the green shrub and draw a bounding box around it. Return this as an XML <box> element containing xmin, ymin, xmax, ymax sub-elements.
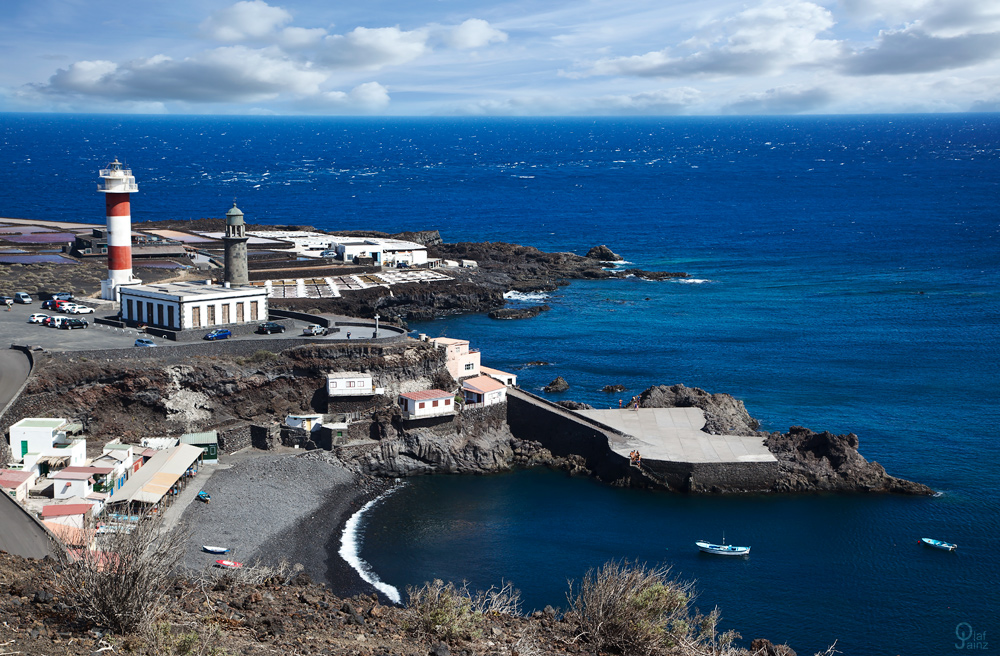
<box><xmin>406</xmin><ymin>578</ymin><xmax>522</xmax><ymax>642</ymax></box>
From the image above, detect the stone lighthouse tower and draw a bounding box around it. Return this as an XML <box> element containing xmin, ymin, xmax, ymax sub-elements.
<box><xmin>223</xmin><ymin>201</ymin><xmax>249</xmax><ymax>286</ymax></box>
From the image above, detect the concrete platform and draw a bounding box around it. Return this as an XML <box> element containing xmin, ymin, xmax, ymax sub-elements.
<box><xmin>575</xmin><ymin>407</ymin><xmax>776</xmax><ymax>464</ymax></box>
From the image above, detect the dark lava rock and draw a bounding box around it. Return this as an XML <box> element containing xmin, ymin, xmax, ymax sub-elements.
<box><xmin>522</xmin><ymin>361</ymin><xmax>550</xmax><ymax>367</ymax></box>
<box><xmin>615</xmin><ymin>268</ymin><xmax>688</xmax><ymax>280</ymax></box>
<box><xmin>556</xmin><ymin>400</ymin><xmax>593</xmax><ymax>410</ymax></box>
<box><xmin>765</xmin><ymin>426</ymin><xmax>934</xmax><ymax>495</ymax></box>
<box><xmin>638</xmin><ymin>383</ymin><xmax>760</xmax><ymax>435</ymax></box>
<box><xmin>585</xmin><ymin>245</ymin><xmax>624</xmax><ymax>261</ymax></box>
<box><xmin>488</xmin><ymin>305</ymin><xmax>550</xmax><ymax>320</ymax></box>
<box><xmin>602</xmin><ymin>384</ymin><xmax>627</xmax><ymax>393</ymax></box>
<box><xmin>544</xmin><ymin>376</ymin><xmax>570</xmax><ymax>393</ymax></box>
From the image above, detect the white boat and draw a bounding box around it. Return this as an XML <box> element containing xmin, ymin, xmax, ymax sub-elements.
<box><xmin>921</xmin><ymin>538</ymin><xmax>957</xmax><ymax>551</ymax></box>
<box><xmin>202</xmin><ymin>545</ymin><xmax>230</xmax><ymax>554</ymax></box>
<box><xmin>696</xmin><ymin>540</ymin><xmax>750</xmax><ymax>556</ymax></box>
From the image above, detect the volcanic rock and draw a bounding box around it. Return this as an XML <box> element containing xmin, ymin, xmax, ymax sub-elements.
<box><xmin>544</xmin><ymin>376</ymin><xmax>570</xmax><ymax>393</ymax></box>
<box><xmin>602</xmin><ymin>384</ymin><xmax>627</xmax><ymax>393</ymax></box>
<box><xmin>585</xmin><ymin>245</ymin><xmax>624</xmax><ymax>261</ymax></box>
<box><xmin>488</xmin><ymin>305</ymin><xmax>550</xmax><ymax>320</ymax></box>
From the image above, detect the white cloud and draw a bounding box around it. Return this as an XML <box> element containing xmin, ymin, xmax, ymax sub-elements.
<box><xmin>440</xmin><ymin>19</ymin><xmax>508</xmax><ymax>49</ymax></box>
<box><xmin>721</xmin><ymin>85</ymin><xmax>833</xmax><ymax>113</ymax></box>
<box><xmin>315</xmin><ymin>81</ymin><xmax>391</xmax><ymax>111</ymax></box>
<box><xmin>320</xmin><ymin>26</ymin><xmax>431</xmax><ymax>70</ymax></box>
<box><xmin>841</xmin><ymin>27</ymin><xmax>1000</xmax><ymax>74</ymax></box>
<box><xmin>200</xmin><ymin>0</ymin><xmax>292</xmax><ymax>42</ymax></box>
<box><xmin>585</xmin><ymin>0</ymin><xmax>841</xmax><ymax>78</ymax></box>
<box><xmin>36</xmin><ymin>46</ymin><xmax>328</xmax><ymax>103</ymax></box>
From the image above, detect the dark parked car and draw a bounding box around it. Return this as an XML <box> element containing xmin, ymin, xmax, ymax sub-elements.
<box><xmin>256</xmin><ymin>321</ymin><xmax>286</xmax><ymax>335</ymax></box>
<box><xmin>60</xmin><ymin>318</ymin><xmax>89</xmax><ymax>330</ymax></box>
<box><xmin>51</xmin><ymin>292</ymin><xmax>74</xmax><ymax>301</ymax></box>
<box><xmin>204</xmin><ymin>328</ymin><xmax>232</xmax><ymax>341</ymax></box>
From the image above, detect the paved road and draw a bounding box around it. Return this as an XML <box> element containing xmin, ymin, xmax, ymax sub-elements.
<box><xmin>0</xmin><ymin>492</ymin><xmax>60</xmax><ymax>559</ymax></box>
<box><xmin>0</xmin><ymin>348</ymin><xmax>31</xmax><ymax>411</ymax></box>
<box><xmin>0</xmin><ymin>300</ymin><xmax>398</xmax><ymax>352</ymax></box>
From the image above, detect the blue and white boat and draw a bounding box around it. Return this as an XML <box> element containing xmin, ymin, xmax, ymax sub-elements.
<box><xmin>920</xmin><ymin>538</ymin><xmax>957</xmax><ymax>551</ymax></box>
<box><xmin>202</xmin><ymin>545</ymin><xmax>230</xmax><ymax>554</ymax></box>
<box><xmin>696</xmin><ymin>540</ymin><xmax>751</xmax><ymax>556</ymax></box>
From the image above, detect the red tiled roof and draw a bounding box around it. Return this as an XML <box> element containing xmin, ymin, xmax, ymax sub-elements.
<box><xmin>0</xmin><ymin>469</ymin><xmax>33</xmax><ymax>487</ymax></box>
<box><xmin>41</xmin><ymin>503</ymin><xmax>94</xmax><ymax>518</ymax></box>
<box><xmin>400</xmin><ymin>389</ymin><xmax>453</xmax><ymax>401</ymax></box>
<box><xmin>61</xmin><ymin>465</ymin><xmax>114</xmax><ymax>476</ymax></box>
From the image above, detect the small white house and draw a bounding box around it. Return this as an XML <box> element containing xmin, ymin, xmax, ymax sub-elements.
<box><xmin>286</xmin><ymin>414</ymin><xmax>324</xmax><ymax>432</ymax></box>
<box><xmin>50</xmin><ymin>470</ymin><xmax>95</xmax><ymax>500</ymax></box>
<box><xmin>462</xmin><ymin>375</ymin><xmax>508</xmax><ymax>407</ymax></box>
<box><xmin>8</xmin><ymin>418</ymin><xmax>86</xmax><ymax>476</ymax></box>
<box><xmin>0</xmin><ymin>469</ymin><xmax>35</xmax><ymax>502</ymax></box>
<box><xmin>327</xmin><ymin>372</ymin><xmax>383</xmax><ymax>397</ymax></box>
<box><xmin>399</xmin><ymin>390</ymin><xmax>456</xmax><ymax>420</ymax></box>
<box><xmin>480</xmin><ymin>366</ymin><xmax>518</xmax><ymax>387</ymax></box>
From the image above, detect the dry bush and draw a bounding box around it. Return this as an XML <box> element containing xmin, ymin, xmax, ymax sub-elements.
<box><xmin>406</xmin><ymin>578</ymin><xmax>523</xmax><ymax>641</ymax></box>
<box><xmin>62</xmin><ymin>513</ymin><xmax>189</xmax><ymax>634</ymax></box>
<box><xmin>568</xmin><ymin>560</ymin><xmax>738</xmax><ymax>656</ymax></box>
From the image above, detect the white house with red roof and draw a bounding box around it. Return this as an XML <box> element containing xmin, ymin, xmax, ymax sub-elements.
<box><xmin>480</xmin><ymin>366</ymin><xmax>518</xmax><ymax>387</ymax></box>
<box><xmin>41</xmin><ymin>502</ymin><xmax>94</xmax><ymax>529</ymax></box>
<box><xmin>462</xmin><ymin>375</ymin><xmax>508</xmax><ymax>407</ymax></box>
<box><xmin>399</xmin><ymin>389</ymin><xmax>456</xmax><ymax>420</ymax></box>
<box><xmin>427</xmin><ymin>337</ymin><xmax>481</xmax><ymax>380</ymax></box>
<box><xmin>0</xmin><ymin>469</ymin><xmax>35</xmax><ymax>502</ymax></box>
<box><xmin>50</xmin><ymin>470</ymin><xmax>95</xmax><ymax>500</ymax></box>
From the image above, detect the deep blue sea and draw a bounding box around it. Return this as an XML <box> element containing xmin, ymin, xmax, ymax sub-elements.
<box><xmin>2</xmin><ymin>114</ymin><xmax>998</xmax><ymax>655</ymax></box>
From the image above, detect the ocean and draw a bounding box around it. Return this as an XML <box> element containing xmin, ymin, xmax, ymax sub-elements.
<box><xmin>2</xmin><ymin>113</ymin><xmax>998</xmax><ymax>655</ymax></box>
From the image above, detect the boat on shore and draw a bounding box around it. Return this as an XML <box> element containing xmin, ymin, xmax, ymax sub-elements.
<box><xmin>696</xmin><ymin>540</ymin><xmax>750</xmax><ymax>556</ymax></box>
<box><xmin>203</xmin><ymin>545</ymin><xmax>229</xmax><ymax>554</ymax></box>
<box><xmin>214</xmin><ymin>559</ymin><xmax>242</xmax><ymax>569</ymax></box>
<box><xmin>921</xmin><ymin>538</ymin><xmax>957</xmax><ymax>551</ymax></box>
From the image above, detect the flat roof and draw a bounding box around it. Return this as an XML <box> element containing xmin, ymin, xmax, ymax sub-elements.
<box><xmin>429</xmin><ymin>337</ymin><xmax>468</xmax><ymax>346</ymax></box>
<box><xmin>108</xmin><ymin>444</ymin><xmax>203</xmax><ymax>506</ymax></box>
<box><xmin>462</xmin><ymin>375</ymin><xmax>507</xmax><ymax>394</ymax></box>
<box><xmin>400</xmin><ymin>389</ymin><xmax>453</xmax><ymax>401</ymax></box>
<box><xmin>122</xmin><ymin>281</ymin><xmax>266</xmax><ymax>301</ymax></box>
<box><xmin>327</xmin><ymin>371</ymin><xmax>371</xmax><ymax>378</ymax></box>
<box><xmin>50</xmin><ymin>471</ymin><xmax>93</xmax><ymax>481</ymax></box>
<box><xmin>12</xmin><ymin>418</ymin><xmax>67</xmax><ymax>429</ymax></box>
<box><xmin>180</xmin><ymin>430</ymin><xmax>218</xmax><ymax>445</ymax></box>
<box><xmin>481</xmin><ymin>366</ymin><xmax>516</xmax><ymax>378</ymax></box>
<box><xmin>0</xmin><ymin>470</ymin><xmax>33</xmax><ymax>487</ymax></box>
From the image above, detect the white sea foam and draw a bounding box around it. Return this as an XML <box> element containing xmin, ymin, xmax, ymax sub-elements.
<box><xmin>674</xmin><ymin>278</ymin><xmax>711</xmax><ymax>284</ymax></box>
<box><xmin>503</xmin><ymin>290</ymin><xmax>549</xmax><ymax>302</ymax></box>
<box><xmin>339</xmin><ymin>486</ymin><xmax>403</xmax><ymax>604</ymax></box>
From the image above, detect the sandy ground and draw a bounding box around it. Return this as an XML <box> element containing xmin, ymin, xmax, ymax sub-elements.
<box><xmin>176</xmin><ymin>449</ymin><xmax>389</xmax><ymax>598</ymax></box>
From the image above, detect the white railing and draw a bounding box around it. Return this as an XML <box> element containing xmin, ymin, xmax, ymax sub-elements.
<box><xmin>97</xmin><ymin>182</ymin><xmax>138</xmax><ymax>193</ymax></box>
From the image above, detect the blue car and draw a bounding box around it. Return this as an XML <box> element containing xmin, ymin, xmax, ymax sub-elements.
<box><xmin>204</xmin><ymin>328</ymin><xmax>232</xmax><ymax>341</ymax></box>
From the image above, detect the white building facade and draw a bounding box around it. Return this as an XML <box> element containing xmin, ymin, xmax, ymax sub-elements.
<box><xmin>462</xmin><ymin>376</ymin><xmax>508</xmax><ymax>407</ymax></box>
<box><xmin>428</xmin><ymin>337</ymin><xmax>481</xmax><ymax>381</ymax></box>
<box><xmin>119</xmin><ymin>281</ymin><xmax>268</xmax><ymax>331</ymax></box>
<box><xmin>327</xmin><ymin>372</ymin><xmax>383</xmax><ymax>397</ymax></box>
<box><xmin>399</xmin><ymin>390</ymin><xmax>455</xmax><ymax>419</ymax></box>
<box><xmin>8</xmin><ymin>418</ymin><xmax>86</xmax><ymax>475</ymax></box>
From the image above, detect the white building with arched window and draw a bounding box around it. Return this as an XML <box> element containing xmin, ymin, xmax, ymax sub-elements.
<box><xmin>119</xmin><ymin>281</ymin><xmax>268</xmax><ymax>331</ymax></box>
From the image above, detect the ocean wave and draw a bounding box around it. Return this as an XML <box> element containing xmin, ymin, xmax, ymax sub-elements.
<box><xmin>503</xmin><ymin>290</ymin><xmax>549</xmax><ymax>302</ymax></box>
<box><xmin>338</xmin><ymin>486</ymin><xmax>403</xmax><ymax>604</ymax></box>
<box><xmin>674</xmin><ymin>278</ymin><xmax>711</xmax><ymax>284</ymax></box>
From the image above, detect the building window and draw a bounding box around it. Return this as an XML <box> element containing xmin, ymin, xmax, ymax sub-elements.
<box><xmin>250</xmin><ymin>301</ymin><xmax>259</xmax><ymax>321</ymax></box>
<box><xmin>464</xmin><ymin>363</ymin><xmax>474</xmax><ymax>371</ymax></box>
<box><xmin>237</xmin><ymin>302</ymin><xmax>244</xmax><ymax>322</ymax></box>
<box><xmin>222</xmin><ymin>304</ymin><xmax>230</xmax><ymax>324</ymax></box>
<box><xmin>331</xmin><ymin>382</ymin><xmax>337</xmax><ymax>388</ymax></box>
<box><xmin>433</xmin><ymin>400</ymin><xmax>439</xmax><ymax>407</ymax></box>
<box><xmin>348</xmin><ymin>381</ymin><xmax>355</xmax><ymax>388</ymax></box>
<box><xmin>192</xmin><ymin>306</ymin><xmax>201</xmax><ymax>327</ymax></box>
<box><xmin>167</xmin><ymin>305</ymin><xmax>175</xmax><ymax>328</ymax></box>
<box><xmin>126</xmin><ymin>299</ymin><xmax>133</xmax><ymax>320</ymax></box>
<box><xmin>157</xmin><ymin>304</ymin><xmax>164</xmax><ymax>326</ymax></box>
<box><xmin>418</xmin><ymin>402</ymin><xmax>425</xmax><ymax>409</ymax></box>
<box><xmin>445</xmin><ymin>399</ymin><xmax>451</xmax><ymax>405</ymax></box>
<box><xmin>208</xmin><ymin>305</ymin><xmax>216</xmax><ymax>326</ymax></box>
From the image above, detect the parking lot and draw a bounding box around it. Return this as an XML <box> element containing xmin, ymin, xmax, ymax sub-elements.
<box><xmin>0</xmin><ymin>298</ymin><xmax>391</xmax><ymax>352</ymax></box>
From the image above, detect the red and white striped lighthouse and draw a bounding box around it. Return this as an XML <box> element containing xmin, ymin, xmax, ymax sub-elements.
<box><xmin>98</xmin><ymin>158</ymin><xmax>141</xmax><ymax>300</ymax></box>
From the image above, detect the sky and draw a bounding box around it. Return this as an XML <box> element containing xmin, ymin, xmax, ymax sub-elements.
<box><xmin>2</xmin><ymin>0</ymin><xmax>1000</xmax><ymax>116</ymax></box>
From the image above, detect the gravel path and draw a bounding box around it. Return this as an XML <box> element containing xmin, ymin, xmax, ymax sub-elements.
<box><xmin>177</xmin><ymin>450</ymin><xmax>386</xmax><ymax>595</ymax></box>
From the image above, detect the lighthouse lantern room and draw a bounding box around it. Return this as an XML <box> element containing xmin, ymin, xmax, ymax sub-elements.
<box><xmin>98</xmin><ymin>158</ymin><xmax>142</xmax><ymax>300</ymax></box>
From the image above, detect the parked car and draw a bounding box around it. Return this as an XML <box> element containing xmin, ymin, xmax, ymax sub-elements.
<box><xmin>204</xmin><ymin>328</ymin><xmax>232</xmax><ymax>341</ymax></box>
<box><xmin>256</xmin><ymin>321</ymin><xmax>286</xmax><ymax>335</ymax></box>
<box><xmin>13</xmin><ymin>292</ymin><xmax>32</xmax><ymax>304</ymax></box>
<box><xmin>134</xmin><ymin>338</ymin><xmax>158</xmax><ymax>347</ymax></box>
<box><xmin>28</xmin><ymin>313</ymin><xmax>49</xmax><ymax>324</ymax></box>
<box><xmin>67</xmin><ymin>305</ymin><xmax>94</xmax><ymax>314</ymax></box>
<box><xmin>302</xmin><ymin>324</ymin><xmax>328</xmax><ymax>336</ymax></box>
<box><xmin>60</xmin><ymin>318</ymin><xmax>88</xmax><ymax>330</ymax></box>
<box><xmin>41</xmin><ymin>299</ymin><xmax>57</xmax><ymax>310</ymax></box>
<box><xmin>320</xmin><ymin>249</ymin><xmax>338</xmax><ymax>258</ymax></box>
<box><xmin>0</xmin><ymin>296</ymin><xmax>12</xmax><ymax>306</ymax></box>
<box><xmin>44</xmin><ymin>316</ymin><xmax>66</xmax><ymax>328</ymax></box>
<box><xmin>54</xmin><ymin>300</ymin><xmax>75</xmax><ymax>312</ymax></box>
<box><xmin>50</xmin><ymin>292</ymin><xmax>74</xmax><ymax>301</ymax></box>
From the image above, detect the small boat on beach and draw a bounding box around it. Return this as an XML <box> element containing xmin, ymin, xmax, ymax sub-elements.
<box><xmin>202</xmin><ymin>546</ymin><xmax>230</xmax><ymax>554</ymax></box>
<box><xmin>196</xmin><ymin>491</ymin><xmax>210</xmax><ymax>503</ymax></box>
<box><xmin>214</xmin><ymin>559</ymin><xmax>242</xmax><ymax>569</ymax></box>
<box><xmin>921</xmin><ymin>538</ymin><xmax>957</xmax><ymax>551</ymax></box>
<box><xmin>696</xmin><ymin>540</ymin><xmax>751</xmax><ymax>556</ymax></box>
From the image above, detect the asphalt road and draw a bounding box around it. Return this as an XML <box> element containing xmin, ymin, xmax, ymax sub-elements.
<box><xmin>0</xmin><ymin>348</ymin><xmax>30</xmax><ymax>410</ymax></box>
<box><xmin>0</xmin><ymin>492</ymin><xmax>59</xmax><ymax>559</ymax></box>
<box><xmin>0</xmin><ymin>300</ymin><xmax>389</xmax><ymax>351</ymax></box>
